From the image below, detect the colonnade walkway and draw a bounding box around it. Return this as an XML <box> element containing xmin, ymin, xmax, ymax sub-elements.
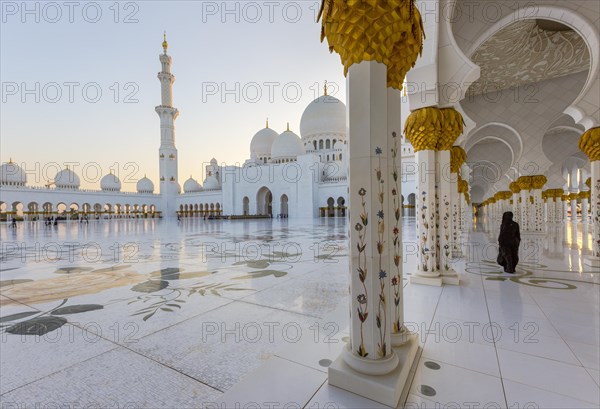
<box><xmin>0</xmin><ymin>217</ymin><xmax>597</xmax><ymax>408</ymax></box>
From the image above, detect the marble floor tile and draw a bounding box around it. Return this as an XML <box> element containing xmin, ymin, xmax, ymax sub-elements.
<box><xmin>0</xmin><ymin>347</ymin><xmax>222</xmax><ymax>408</ymax></box>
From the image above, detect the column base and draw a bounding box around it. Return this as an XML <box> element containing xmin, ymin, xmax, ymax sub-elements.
<box><xmin>583</xmin><ymin>256</ymin><xmax>600</xmax><ymax>268</ymax></box>
<box><xmin>410</xmin><ymin>275</ymin><xmax>443</xmax><ymax>286</ymax></box>
<box><xmin>328</xmin><ymin>333</ymin><xmax>419</xmax><ymax>407</ymax></box>
<box><xmin>441</xmin><ymin>269</ymin><xmax>460</xmax><ymax>285</ymax></box>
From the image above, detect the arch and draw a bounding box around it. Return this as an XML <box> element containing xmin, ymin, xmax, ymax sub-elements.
<box><xmin>243</xmin><ymin>196</ymin><xmax>249</xmax><ymax>215</ymax></box>
<box><xmin>81</xmin><ymin>203</ymin><xmax>90</xmax><ymax>214</ymax></box>
<box><xmin>326</xmin><ymin>139</ymin><xmax>331</xmax><ymax>149</ymax></box>
<box><xmin>319</xmin><ymin>140</ymin><xmax>324</xmax><ymax>150</ymax></box>
<box><xmin>280</xmin><ymin>194</ymin><xmax>289</xmax><ymax>217</ymax></box>
<box><xmin>464</xmin><ymin>5</ymin><xmax>600</xmax><ymax>129</ymax></box>
<box><xmin>12</xmin><ymin>201</ymin><xmax>24</xmax><ymax>216</ymax></box>
<box><xmin>93</xmin><ymin>203</ymin><xmax>102</xmax><ymax>213</ymax></box>
<box><xmin>313</xmin><ymin>140</ymin><xmax>317</xmax><ymax>150</ymax></box>
<box><xmin>256</xmin><ymin>187</ymin><xmax>273</xmax><ymax>216</ymax></box>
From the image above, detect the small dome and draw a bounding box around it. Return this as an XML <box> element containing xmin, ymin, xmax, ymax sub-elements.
<box><xmin>100</xmin><ymin>173</ymin><xmax>122</xmax><ymax>191</ymax></box>
<box><xmin>210</xmin><ymin>157</ymin><xmax>218</xmax><ymax>165</ymax></box>
<box><xmin>203</xmin><ymin>175</ymin><xmax>220</xmax><ymax>190</ymax></box>
<box><xmin>137</xmin><ymin>176</ymin><xmax>155</xmax><ymax>193</ymax></box>
<box><xmin>300</xmin><ymin>95</ymin><xmax>346</xmax><ymax>141</ymax></box>
<box><xmin>271</xmin><ymin>129</ymin><xmax>305</xmax><ymax>160</ymax></box>
<box><xmin>0</xmin><ymin>160</ymin><xmax>27</xmax><ymax>185</ymax></box>
<box><xmin>250</xmin><ymin>126</ymin><xmax>279</xmax><ymax>158</ymax></box>
<box><xmin>183</xmin><ymin>176</ymin><xmax>202</xmax><ymax>193</ymax></box>
<box><xmin>54</xmin><ymin>168</ymin><xmax>80</xmax><ymax>189</ymax></box>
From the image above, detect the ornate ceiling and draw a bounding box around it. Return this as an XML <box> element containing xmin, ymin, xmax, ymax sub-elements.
<box><xmin>468</xmin><ymin>20</ymin><xmax>590</xmax><ymax>96</ymax></box>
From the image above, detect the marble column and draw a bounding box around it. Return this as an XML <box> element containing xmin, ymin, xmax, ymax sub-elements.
<box><xmin>580</xmin><ymin>192</ymin><xmax>589</xmax><ymax>225</ymax></box>
<box><xmin>345</xmin><ymin>60</ymin><xmax>396</xmax><ymax>368</ymax></box>
<box><xmin>405</xmin><ymin>106</ymin><xmax>463</xmax><ymax>286</ymax></box>
<box><xmin>450</xmin><ymin>147</ymin><xmax>466</xmax><ymax>258</ymax></box>
<box><xmin>570</xmin><ymin>194</ymin><xmax>579</xmax><ymax>222</ymax></box>
<box><xmin>530</xmin><ymin>175</ymin><xmax>547</xmax><ymax>232</ymax></box>
<box><xmin>562</xmin><ymin>194</ymin><xmax>569</xmax><ymax>223</ymax></box>
<box><xmin>579</xmin><ymin>127</ymin><xmax>599</xmax><ymax>267</ymax></box>
<box><xmin>510</xmin><ymin>182</ymin><xmax>521</xmax><ymax>223</ymax></box>
<box><xmin>318</xmin><ymin>1</ymin><xmax>424</xmax><ymax>404</ymax></box>
<box><xmin>387</xmin><ymin>89</ymin><xmax>408</xmax><ymax>345</ymax></box>
<box><xmin>517</xmin><ymin>176</ymin><xmax>532</xmax><ymax>231</ymax></box>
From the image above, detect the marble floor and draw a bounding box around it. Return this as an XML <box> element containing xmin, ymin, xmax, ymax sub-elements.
<box><xmin>0</xmin><ymin>217</ymin><xmax>598</xmax><ymax>408</ymax></box>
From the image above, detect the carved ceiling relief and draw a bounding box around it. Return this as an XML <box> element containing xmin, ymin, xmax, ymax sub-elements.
<box><xmin>469</xmin><ymin>20</ymin><xmax>590</xmax><ymax>96</ymax></box>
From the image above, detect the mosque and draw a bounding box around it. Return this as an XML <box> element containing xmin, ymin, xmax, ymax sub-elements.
<box><xmin>0</xmin><ymin>34</ymin><xmax>419</xmax><ymax>221</ymax></box>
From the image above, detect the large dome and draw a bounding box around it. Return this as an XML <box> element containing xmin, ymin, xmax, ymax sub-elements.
<box><xmin>203</xmin><ymin>175</ymin><xmax>220</xmax><ymax>190</ymax></box>
<box><xmin>0</xmin><ymin>160</ymin><xmax>27</xmax><ymax>186</ymax></box>
<box><xmin>250</xmin><ymin>126</ymin><xmax>278</xmax><ymax>157</ymax></box>
<box><xmin>137</xmin><ymin>176</ymin><xmax>154</xmax><ymax>193</ymax></box>
<box><xmin>54</xmin><ymin>168</ymin><xmax>80</xmax><ymax>189</ymax></box>
<box><xmin>183</xmin><ymin>176</ymin><xmax>202</xmax><ymax>193</ymax></box>
<box><xmin>100</xmin><ymin>173</ymin><xmax>122</xmax><ymax>191</ymax></box>
<box><xmin>271</xmin><ymin>129</ymin><xmax>305</xmax><ymax>160</ymax></box>
<box><xmin>300</xmin><ymin>95</ymin><xmax>346</xmax><ymax>140</ymax></box>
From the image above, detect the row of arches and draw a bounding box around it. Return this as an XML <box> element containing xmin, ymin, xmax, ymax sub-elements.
<box><xmin>177</xmin><ymin>203</ymin><xmax>222</xmax><ymax>217</ymax></box>
<box><xmin>317</xmin><ymin>194</ymin><xmax>417</xmax><ymax>218</ymax></box>
<box><xmin>0</xmin><ymin>201</ymin><xmax>159</xmax><ymax>220</ymax></box>
<box><xmin>307</xmin><ymin>138</ymin><xmax>347</xmax><ymax>152</ymax></box>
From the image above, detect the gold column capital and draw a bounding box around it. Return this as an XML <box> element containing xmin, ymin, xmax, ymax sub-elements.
<box><xmin>450</xmin><ymin>146</ymin><xmax>467</xmax><ymax>173</ymax></box>
<box><xmin>318</xmin><ymin>0</ymin><xmax>424</xmax><ymax>90</ymax></box>
<box><xmin>404</xmin><ymin>107</ymin><xmax>443</xmax><ymax>152</ymax></box>
<box><xmin>517</xmin><ymin>176</ymin><xmax>533</xmax><ymax>191</ymax></box>
<box><xmin>531</xmin><ymin>175</ymin><xmax>547</xmax><ymax>190</ymax></box>
<box><xmin>585</xmin><ymin>177</ymin><xmax>591</xmax><ymax>189</ymax></box>
<box><xmin>578</xmin><ymin>127</ymin><xmax>600</xmax><ymax>162</ymax></box>
<box><xmin>439</xmin><ymin>108</ymin><xmax>465</xmax><ymax>151</ymax></box>
<box><xmin>509</xmin><ymin>182</ymin><xmax>521</xmax><ymax>193</ymax></box>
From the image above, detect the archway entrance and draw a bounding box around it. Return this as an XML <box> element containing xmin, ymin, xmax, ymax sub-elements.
<box><xmin>280</xmin><ymin>194</ymin><xmax>288</xmax><ymax>217</ymax></box>
<box><xmin>256</xmin><ymin>187</ymin><xmax>273</xmax><ymax>216</ymax></box>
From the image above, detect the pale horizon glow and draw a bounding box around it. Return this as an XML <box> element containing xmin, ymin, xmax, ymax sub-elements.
<box><xmin>1</xmin><ymin>1</ymin><xmax>347</xmax><ymax>191</ymax></box>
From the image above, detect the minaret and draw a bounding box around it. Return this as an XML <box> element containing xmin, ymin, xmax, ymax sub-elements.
<box><xmin>156</xmin><ymin>32</ymin><xmax>179</xmax><ymax>217</ymax></box>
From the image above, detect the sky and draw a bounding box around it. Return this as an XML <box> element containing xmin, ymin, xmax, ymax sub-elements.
<box><xmin>1</xmin><ymin>1</ymin><xmax>347</xmax><ymax>191</ymax></box>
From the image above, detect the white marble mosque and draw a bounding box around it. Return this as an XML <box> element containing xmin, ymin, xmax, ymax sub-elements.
<box><xmin>1</xmin><ymin>1</ymin><xmax>599</xmax><ymax>408</ymax></box>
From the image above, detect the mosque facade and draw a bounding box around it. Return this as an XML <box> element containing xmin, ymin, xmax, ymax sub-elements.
<box><xmin>0</xmin><ymin>37</ymin><xmax>419</xmax><ymax>220</ymax></box>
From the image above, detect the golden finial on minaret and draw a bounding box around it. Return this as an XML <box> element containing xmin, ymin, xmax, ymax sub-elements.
<box><xmin>8</xmin><ymin>157</ymin><xmax>13</xmax><ymax>164</ymax></box>
<box><xmin>266</xmin><ymin>118</ymin><xmax>269</xmax><ymax>128</ymax></box>
<box><xmin>162</xmin><ymin>31</ymin><xmax>168</xmax><ymax>53</ymax></box>
<box><xmin>324</xmin><ymin>80</ymin><xmax>328</xmax><ymax>96</ymax></box>
<box><xmin>287</xmin><ymin>122</ymin><xmax>290</xmax><ymax>132</ymax></box>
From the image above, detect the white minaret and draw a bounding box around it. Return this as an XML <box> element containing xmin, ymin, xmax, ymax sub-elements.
<box><xmin>156</xmin><ymin>33</ymin><xmax>179</xmax><ymax>217</ymax></box>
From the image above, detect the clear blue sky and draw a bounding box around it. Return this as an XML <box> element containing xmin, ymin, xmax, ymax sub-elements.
<box><xmin>1</xmin><ymin>1</ymin><xmax>347</xmax><ymax>190</ymax></box>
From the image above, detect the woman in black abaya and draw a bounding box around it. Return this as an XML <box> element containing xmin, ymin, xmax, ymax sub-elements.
<box><xmin>498</xmin><ymin>211</ymin><xmax>521</xmax><ymax>273</ymax></box>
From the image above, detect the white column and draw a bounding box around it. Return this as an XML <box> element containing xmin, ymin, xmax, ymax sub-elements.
<box><xmin>531</xmin><ymin>189</ymin><xmax>543</xmax><ymax>232</ymax></box>
<box><xmin>520</xmin><ymin>190</ymin><xmax>529</xmax><ymax>231</ymax></box>
<box><xmin>436</xmin><ymin>150</ymin><xmax>457</xmax><ymax>279</ymax></box>
<box><xmin>570</xmin><ymin>197</ymin><xmax>578</xmax><ymax>222</ymax></box>
<box><xmin>343</xmin><ymin>60</ymin><xmax>395</xmax><ymax>369</ymax></box>
<box><xmin>412</xmin><ymin>150</ymin><xmax>439</xmax><ymax>283</ymax></box>
<box><xmin>387</xmin><ymin>89</ymin><xmax>408</xmax><ymax>345</ymax></box>
<box><xmin>584</xmin><ymin>161</ymin><xmax>600</xmax><ymax>266</ymax></box>
<box><xmin>581</xmin><ymin>196</ymin><xmax>589</xmax><ymax>224</ymax></box>
<box><xmin>328</xmin><ymin>61</ymin><xmax>419</xmax><ymax>409</ymax></box>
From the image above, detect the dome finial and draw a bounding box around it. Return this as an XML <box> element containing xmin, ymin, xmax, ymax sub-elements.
<box><xmin>266</xmin><ymin>117</ymin><xmax>269</xmax><ymax>128</ymax></box>
<box><xmin>162</xmin><ymin>31</ymin><xmax>168</xmax><ymax>53</ymax></box>
<box><xmin>287</xmin><ymin>122</ymin><xmax>290</xmax><ymax>132</ymax></box>
<box><xmin>8</xmin><ymin>157</ymin><xmax>13</xmax><ymax>164</ymax></box>
<box><xmin>324</xmin><ymin>80</ymin><xmax>328</xmax><ymax>96</ymax></box>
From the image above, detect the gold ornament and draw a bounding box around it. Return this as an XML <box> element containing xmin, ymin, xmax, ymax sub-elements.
<box><xmin>450</xmin><ymin>146</ymin><xmax>467</xmax><ymax>173</ymax></box>
<box><xmin>517</xmin><ymin>176</ymin><xmax>533</xmax><ymax>191</ymax></box>
<box><xmin>509</xmin><ymin>182</ymin><xmax>521</xmax><ymax>193</ymax></box>
<box><xmin>438</xmin><ymin>109</ymin><xmax>464</xmax><ymax>151</ymax></box>
<box><xmin>318</xmin><ymin>0</ymin><xmax>425</xmax><ymax>90</ymax></box>
<box><xmin>404</xmin><ymin>107</ymin><xmax>442</xmax><ymax>152</ymax></box>
<box><xmin>531</xmin><ymin>175</ymin><xmax>547</xmax><ymax>190</ymax></box>
<box><xmin>585</xmin><ymin>177</ymin><xmax>591</xmax><ymax>189</ymax></box>
<box><xmin>578</xmin><ymin>127</ymin><xmax>600</xmax><ymax>162</ymax></box>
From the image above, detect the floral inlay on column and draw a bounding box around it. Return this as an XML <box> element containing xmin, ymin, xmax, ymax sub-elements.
<box><xmin>355</xmin><ymin>187</ymin><xmax>369</xmax><ymax>357</ymax></box>
<box><xmin>390</xmin><ymin>132</ymin><xmax>402</xmax><ymax>334</ymax></box>
<box><xmin>374</xmin><ymin>146</ymin><xmax>388</xmax><ymax>358</ymax></box>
